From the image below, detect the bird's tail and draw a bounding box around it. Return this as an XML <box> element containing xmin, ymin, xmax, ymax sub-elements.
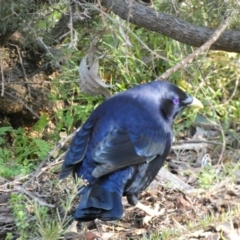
<box><xmin>74</xmin><ymin>185</ymin><xmax>123</xmax><ymax>222</ymax></box>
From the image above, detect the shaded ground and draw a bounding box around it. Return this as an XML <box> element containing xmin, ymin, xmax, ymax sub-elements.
<box><xmin>0</xmin><ymin>32</ymin><xmax>61</xmax><ymax>129</ymax></box>
<box><xmin>1</xmin><ymin>167</ymin><xmax>240</xmax><ymax>239</ymax></box>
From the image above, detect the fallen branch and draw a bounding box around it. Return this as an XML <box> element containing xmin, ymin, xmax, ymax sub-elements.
<box><xmin>156</xmin><ymin>168</ymin><xmax>194</xmax><ymax>191</ymax></box>
<box><xmin>174</xmin><ymin>140</ymin><xmax>222</xmax><ymax>146</ymax></box>
<box><xmin>16</xmin><ymin>186</ymin><xmax>55</xmax><ymax>208</ymax></box>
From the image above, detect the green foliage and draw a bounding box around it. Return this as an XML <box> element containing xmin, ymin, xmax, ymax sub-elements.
<box><xmin>0</xmin><ymin>126</ymin><xmax>19</xmax><ymax>177</ymax></box>
<box><xmin>197</xmin><ymin>165</ymin><xmax>218</xmax><ymax>189</ymax></box>
<box><xmin>9</xmin><ymin>194</ymin><xmax>62</xmax><ymax>240</ymax></box>
<box><xmin>0</xmin><ymin>126</ymin><xmax>13</xmax><ymax>144</ymax></box>
<box><xmin>32</xmin><ymin>114</ymin><xmax>48</xmax><ymax>133</ymax></box>
<box><xmin>196</xmin><ymin>160</ymin><xmax>239</xmax><ymax>189</ymax></box>
<box><xmin>49</xmin><ymin>65</ymin><xmax>102</xmax><ymax>136</ymax></box>
<box><xmin>8</xmin><ymin>179</ymin><xmax>81</xmax><ymax>239</ymax></box>
<box><xmin>34</xmin><ymin>205</ymin><xmax>62</xmax><ymax>240</ymax></box>
<box><xmin>4</xmin><ymin>232</ymin><xmax>13</xmax><ymax>240</ymax></box>
<box><xmin>0</xmin><ymin>125</ymin><xmax>51</xmax><ymax>178</ymax></box>
<box><xmin>13</xmin><ymin>128</ymin><xmax>51</xmax><ymax>162</ymax></box>
<box><xmin>32</xmin><ymin>179</ymin><xmax>82</xmax><ymax>239</ymax></box>
<box><xmin>0</xmin><ymin>148</ymin><xmax>19</xmax><ymax>178</ymax></box>
<box><xmin>9</xmin><ymin>194</ymin><xmax>32</xmax><ymax>240</ymax></box>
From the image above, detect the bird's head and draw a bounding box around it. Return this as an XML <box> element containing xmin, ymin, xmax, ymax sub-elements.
<box><xmin>156</xmin><ymin>81</ymin><xmax>203</xmax><ymax>121</ymax></box>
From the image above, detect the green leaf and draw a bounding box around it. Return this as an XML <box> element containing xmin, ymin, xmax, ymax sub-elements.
<box><xmin>33</xmin><ymin>114</ymin><xmax>48</xmax><ymax>133</ymax></box>
<box><xmin>0</xmin><ymin>126</ymin><xmax>13</xmax><ymax>135</ymax></box>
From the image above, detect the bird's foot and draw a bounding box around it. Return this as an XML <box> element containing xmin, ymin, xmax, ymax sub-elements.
<box><xmin>94</xmin><ymin>218</ymin><xmax>103</xmax><ymax>233</ymax></box>
<box><xmin>135</xmin><ymin>202</ymin><xmax>164</xmax><ymax>225</ymax></box>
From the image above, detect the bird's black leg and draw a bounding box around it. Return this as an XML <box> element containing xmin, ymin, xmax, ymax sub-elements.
<box><xmin>94</xmin><ymin>218</ymin><xmax>103</xmax><ymax>232</ymax></box>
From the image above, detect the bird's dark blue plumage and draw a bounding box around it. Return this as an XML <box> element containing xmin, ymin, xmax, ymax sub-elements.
<box><xmin>60</xmin><ymin>80</ymin><xmax>202</xmax><ymax>222</ymax></box>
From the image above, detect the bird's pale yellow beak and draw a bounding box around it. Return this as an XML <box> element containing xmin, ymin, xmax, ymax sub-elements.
<box><xmin>189</xmin><ymin>97</ymin><xmax>203</xmax><ymax>109</ymax></box>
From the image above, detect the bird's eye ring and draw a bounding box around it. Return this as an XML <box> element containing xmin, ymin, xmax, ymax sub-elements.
<box><xmin>173</xmin><ymin>98</ymin><xmax>179</xmax><ymax>105</ymax></box>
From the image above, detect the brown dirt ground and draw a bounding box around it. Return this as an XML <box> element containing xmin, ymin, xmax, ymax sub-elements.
<box><xmin>0</xmin><ymin>110</ymin><xmax>240</xmax><ymax>240</ymax></box>
<box><xmin>1</xmin><ymin>137</ymin><xmax>240</xmax><ymax>240</ymax></box>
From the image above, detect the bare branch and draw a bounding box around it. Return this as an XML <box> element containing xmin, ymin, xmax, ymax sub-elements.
<box><xmin>0</xmin><ymin>56</ymin><xmax>5</xmax><ymax>97</ymax></box>
<box><xmin>16</xmin><ymin>186</ymin><xmax>55</xmax><ymax>208</ymax></box>
<box><xmin>8</xmin><ymin>43</ymin><xmax>30</xmax><ymax>92</ymax></box>
<box><xmin>5</xmin><ymin>92</ymin><xmax>40</xmax><ymax>119</ymax></box>
<box><xmin>157</xmin><ymin>16</ymin><xmax>232</xmax><ymax>79</ymax></box>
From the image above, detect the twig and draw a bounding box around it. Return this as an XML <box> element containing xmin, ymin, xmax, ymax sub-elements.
<box><xmin>1</xmin><ymin>80</ymin><xmax>79</xmax><ymax>85</ymax></box>
<box><xmin>37</xmin><ymin>152</ymin><xmax>66</xmax><ymax>177</ymax></box>
<box><xmin>1</xmin><ymin>185</ymin><xmax>55</xmax><ymax>207</ymax></box>
<box><xmin>36</xmin><ymin>37</ymin><xmax>54</xmax><ymax>58</ymax></box>
<box><xmin>157</xmin><ymin>16</ymin><xmax>232</xmax><ymax>80</ymax></box>
<box><xmin>172</xmin><ymin>143</ymin><xmax>206</xmax><ymax>151</ymax></box>
<box><xmin>0</xmin><ymin>56</ymin><xmax>5</xmax><ymax>96</ymax></box>
<box><xmin>69</xmin><ymin>4</ymin><xmax>74</xmax><ymax>48</ymax></box>
<box><xmin>217</xmin><ymin>123</ymin><xmax>226</xmax><ymax>165</ymax></box>
<box><xmin>15</xmin><ymin>186</ymin><xmax>55</xmax><ymax>208</ymax></box>
<box><xmin>219</xmin><ymin>75</ymin><xmax>239</xmax><ymax>106</ymax></box>
<box><xmin>210</xmin><ymin>177</ymin><xmax>233</xmax><ymax>194</ymax></box>
<box><xmin>0</xmin><ymin>175</ymin><xmax>29</xmax><ymax>190</ymax></box>
<box><xmin>5</xmin><ymin>92</ymin><xmax>40</xmax><ymax>119</ymax></box>
<box><xmin>25</xmin><ymin>21</ymin><xmax>54</xmax><ymax>59</ymax></box>
<box><xmin>174</xmin><ymin>140</ymin><xmax>223</xmax><ymax>146</ymax></box>
<box><xmin>8</xmin><ymin>43</ymin><xmax>30</xmax><ymax>92</ymax></box>
<box><xmin>25</xmin><ymin>21</ymin><xmax>63</xmax><ymax>70</ymax></box>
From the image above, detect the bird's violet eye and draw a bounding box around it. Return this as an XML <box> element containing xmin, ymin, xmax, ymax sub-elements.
<box><xmin>173</xmin><ymin>98</ymin><xmax>179</xmax><ymax>105</ymax></box>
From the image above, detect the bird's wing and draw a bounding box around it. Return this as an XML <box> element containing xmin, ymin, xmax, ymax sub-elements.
<box><xmin>92</xmin><ymin>128</ymin><xmax>167</xmax><ymax>178</ymax></box>
<box><xmin>59</xmin><ymin>120</ymin><xmax>93</xmax><ymax>179</ymax></box>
